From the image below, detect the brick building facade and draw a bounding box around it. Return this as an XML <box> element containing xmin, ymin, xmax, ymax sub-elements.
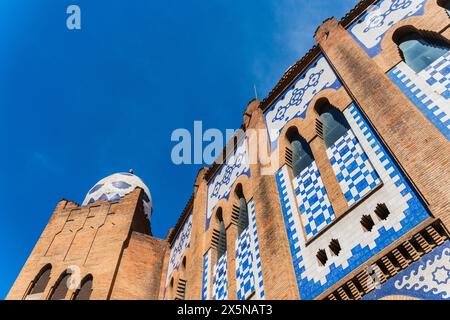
<box><xmin>6</xmin><ymin>0</ymin><xmax>450</xmax><ymax>300</ymax></box>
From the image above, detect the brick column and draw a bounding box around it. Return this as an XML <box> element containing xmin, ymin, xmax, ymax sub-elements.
<box><xmin>309</xmin><ymin>137</ymin><xmax>348</xmax><ymax>217</ymax></box>
<box><xmin>245</xmin><ymin>105</ymin><xmax>300</xmax><ymax>300</ymax></box>
<box><xmin>225</xmin><ymin>224</ymin><xmax>238</xmax><ymax>300</ymax></box>
<box><xmin>184</xmin><ymin>168</ymin><xmax>209</xmax><ymax>300</ymax></box>
<box><xmin>314</xmin><ymin>18</ymin><xmax>450</xmax><ymax>229</ymax></box>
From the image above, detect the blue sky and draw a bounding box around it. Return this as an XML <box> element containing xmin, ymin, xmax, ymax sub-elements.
<box><xmin>0</xmin><ymin>0</ymin><xmax>358</xmax><ymax>298</ymax></box>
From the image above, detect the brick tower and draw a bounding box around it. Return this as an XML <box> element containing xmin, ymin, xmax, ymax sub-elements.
<box><xmin>6</xmin><ymin>172</ymin><xmax>166</xmax><ymax>300</ymax></box>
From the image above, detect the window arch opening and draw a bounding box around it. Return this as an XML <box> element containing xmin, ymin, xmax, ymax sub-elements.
<box><xmin>315</xmin><ymin>100</ymin><xmax>350</xmax><ymax>149</ymax></box>
<box><xmin>73</xmin><ymin>275</ymin><xmax>93</xmax><ymax>300</ymax></box>
<box><xmin>437</xmin><ymin>0</ymin><xmax>450</xmax><ymax>14</ymax></box>
<box><xmin>25</xmin><ymin>264</ymin><xmax>52</xmax><ymax>300</ymax></box>
<box><xmin>394</xmin><ymin>28</ymin><xmax>450</xmax><ymax>73</ymax></box>
<box><xmin>234</xmin><ymin>184</ymin><xmax>249</xmax><ymax>235</ymax></box>
<box><xmin>216</xmin><ymin>208</ymin><xmax>227</xmax><ymax>262</ymax></box>
<box><xmin>182</xmin><ymin>256</ymin><xmax>187</xmax><ymax>270</ymax></box>
<box><xmin>49</xmin><ymin>271</ymin><xmax>71</xmax><ymax>300</ymax></box>
<box><xmin>286</xmin><ymin>127</ymin><xmax>314</xmax><ymax>177</ymax></box>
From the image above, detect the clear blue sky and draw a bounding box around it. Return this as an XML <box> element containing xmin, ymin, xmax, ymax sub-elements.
<box><xmin>0</xmin><ymin>0</ymin><xmax>358</xmax><ymax>298</ymax></box>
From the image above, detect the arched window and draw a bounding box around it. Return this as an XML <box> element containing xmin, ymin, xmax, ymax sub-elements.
<box><xmin>216</xmin><ymin>208</ymin><xmax>227</xmax><ymax>261</ymax></box>
<box><xmin>235</xmin><ymin>184</ymin><xmax>249</xmax><ymax>235</ymax></box>
<box><xmin>72</xmin><ymin>275</ymin><xmax>93</xmax><ymax>300</ymax></box>
<box><xmin>396</xmin><ymin>32</ymin><xmax>450</xmax><ymax>73</ymax></box>
<box><xmin>182</xmin><ymin>256</ymin><xmax>187</xmax><ymax>271</ymax></box>
<box><xmin>49</xmin><ymin>271</ymin><xmax>71</xmax><ymax>300</ymax></box>
<box><xmin>438</xmin><ymin>0</ymin><xmax>450</xmax><ymax>14</ymax></box>
<box><xmin>25</xmin><ymin>264</ymin><xmax>52</xmax><ymax>300</ymax></box>
<box><xmin>286</xmin><ymin>127</ymin><xmax>314</xmax><ymax>177</ymax></box>
<box><xmin>316</xmin><ymin>102</ymin><xmax>350</xmax><ymax>149</ymax></box>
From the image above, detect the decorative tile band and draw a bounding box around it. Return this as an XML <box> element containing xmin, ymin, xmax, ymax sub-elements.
<box><xmin>264</xmin><ymin>55</ymin><xmax>342</xmax><ymax>151</ymax></box>
<box><xmin>275</xmin><ymin>102</ymin><xmax>430</xmax><ymax>299</ymax></box>
<box><xmin>388</xmin><ymin>52</ymin><xmax>450</xmax><ymax>141</ymax></box>
<box><xmin>206</xmin><ymin>138</ymin><xmax>250</xmax><ymax>230</ymax></box>
<box><xmin>235</xmin><ymin>200</ymin><xmax>265</xmax><ymax>300</ymax></box>
<box><xmin>349</xmin><ymin>0</ymin><xmax>427</xmax><ymax>57</ymax></box>
<box><xmin>326</xmin><ymin>130</ymin><xmax>381</xmax><ymax>206</ymax></box>
<box><xmin>292</xmin><ymin>162</ymin><xmax>335</xmax><ymax>240</ymax></box>
<box><xmin>164</xmin><ymin>213</ymin><xmax>193</xmax><ymax>291</ymax></box>
<box><xmin>363</xmin><ymin>240</ymin><xmax>450</xmax><ymax>300</ymax></box>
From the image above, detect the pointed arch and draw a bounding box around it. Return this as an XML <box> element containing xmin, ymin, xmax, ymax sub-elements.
<box><xmin>437</xmin><ymin>0</ymin><xmax>450</xmax><ymax>14</ymax></box>
<box><xmin>25</xmin><ymin>264</ymin><xmax>52</xmax><ymax>299</ymax></box>
<box><xmin>234</xmin><ymin>184</ymin><xmax>249</xmax><ymax>235</ymax></box>
<box><xmin>393</xmin><ymin>26</ymin><xmax>450</xmax><ymax>73</ymax></box>
<box><xmin>72</xmin><ymin>274</ymin><xmax>93</xmax><ymax>300</ymax></box>
<box><xmin>315</xmin><ymin>99</ymin><xmax>351</xmax><ymax>149</ymax></box>
<box><xmin>49</xmin><ymin>271</ymin><xmax>71</xmax><ymax>300</ymax></box>
<box><xmin>285</xmin><ymin>126</ymin><xmax>315</xmax><ymax>177</ymax></box>
<box><xmin>215</xmin><ymin>208</ymin><xmax>227</xmax><ymax>262</ymax></box>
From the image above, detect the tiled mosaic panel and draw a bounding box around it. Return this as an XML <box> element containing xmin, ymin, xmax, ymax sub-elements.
<box><xmin>363</xmin><ymin>241</ymin><xmax>450</xmax><ymax>300</ymax></box>
<box><xmin>421</xmin><ymin>51</ymin><xmax>450</xmax><ymax>100</ymax></box>
<box><xmin>235</xmin><ymin>200</ymin><xmax>264</xmax><ymax>300</ymax></box>
<box><xmin>206</xmin><ymin>138</ymin><xmax>250</xmax><ymax>230</ymax></box>
<box><xmin>264</xmin><ymin>55</ymin><xmax>342</xmax><ymax>150</ymax></box>
<box><xmin>164</xmin><ymin>213</ymin><xmax>193</xmax><ymax>291</ymax></box>
<box><xmin>349</xmin><ymin>0</ymin><xmax>427</xmax><ymax>57</ymax></box>
<box><xmin>212</xmin><ymin>254</ymin><xmax>228</xmax><ymax>300</ymax></box>
<box><xmin>275</xmin><ymin>102</ymin><xmax>430</xmax><ymax>300</ymax></box>
<box><xmin>326</xmin><ymin>130</ymin><xmax>381</xmax><ymax>206</ymax></box>
<box><xmin>388</xmin><ymin>52</ymin><xmax>450</xmax><ymax>140</ymax></box>
<box><xmin>292</xmin><ymin>162</ymin><xmax>336</xmax><ymax>240</ymax></box>
<box><xmin>202</xmin><ymin>249</ymin><xmax>212</xmax><ymax>300</ymax></box>
<box><xmin>235</xmin><ymin>229</ymin><xmax>255</xmax><ymax>299</ymax></box>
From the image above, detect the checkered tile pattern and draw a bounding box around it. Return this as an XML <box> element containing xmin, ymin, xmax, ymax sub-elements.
<box><xmin>275</xmin><ymin>103</ymin><xmax>430</xmax><ymax>300</ymax></box>
<box><xmin>202</xmin><ymin>249</ymin><xmax>212</xmax><ymax>300</ymax></box>
<box><xmin>235</xmin><ymin>228</ymin><xmax>255</xmax><ymax>300</ymax></box>
<box><xmin>420</xmin><ymin>52</ymin><xmax>450</xmax><ymax>100</ymax></box>
<box><xmin>326</xmin><ymin>130</ymin><xmax>381</xmax><ymax>206</ymax></box>
<box><xmin>247</xmin><ymin>201</ymin><xmax>264</xmax><ymax>299</ymax></box>
<box><xmin>212</xmin><ymin>254</ymin><xmax>228</xmax><ymax>300</ymax></box>
<box><xmin>234</xmin><ymin>200</ymin><xmax>264</xmax><ymax>300</ymax></box>
<box><xmin>388</xmin><ymin>53</ymin><xmax>450</xmax><ymax>141</ymax></box>
<box><xmin>293</xmin><ymin>162</ymin><xmax>335</xmax><ymax>240</ymax></box>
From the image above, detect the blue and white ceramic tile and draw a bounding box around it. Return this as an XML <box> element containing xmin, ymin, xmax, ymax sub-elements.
<box><xmin>388</xmin><ymin>51</ymin><xmax>450</xmax><ymax>140</ymax></box>
<box><xmin>264</xmin><ymin>55</ymin><xmax>342</xmax><ymax>151</ymax></box>
<box><xmin>202</xmin><ymin>249</ymin><xmax>212</xmax><ymax>300</ymax></box>
<box><xmin>236</xmin><ymin>228</ymin><xmax>256</xmax><ymax>299</ymax></box>
<box><xmin>212</xmin><ymin>254</ymin><xmax>228</xmax><ymax>300</ymax></box>
<box><xmin>275</xmin><ymin>102</ymin><xmax>430</xmax><ymax>299</ymax></box>
<box><xmin>293</xmin><ymin>162</ymin><xmax>336</xmax><ymax>240</ymax></box>
<box><xmin>363</xmin><ymin>241</ymin><xmax>450</xmax><ymax>300</ymax></box>
<box><xmin>326</xmin><ymin>130</ymin><xmax>381</xmax><ymax>206</ymax></box>
<box><xmin>206</xmin><ymin>138</ymin><xmax>250</xmax><ymax>230</ymax></box>
<box><xmin>235</xmin><ymin>200</ymin><xmax>265</xmax><ymax>300</ymax></box>
<box><xmin>349</xmin><ymin>0</ymin><xmax>427</xmax><ymax>57</ymax></box>
<box><xmin>164</xmin><ymin>213</ymin><xmax>193</xmax><ymax>291</ymax></box>
<box><xmin>83</xmin><ymin>172</ymin><xmax>153</xmax><ymax>218</ymax></box>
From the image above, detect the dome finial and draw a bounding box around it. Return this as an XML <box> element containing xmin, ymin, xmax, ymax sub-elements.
<box><xmin>129</xmin><ymin>168</ymin><xmax>134</xmax><ymax>175</ymax></box>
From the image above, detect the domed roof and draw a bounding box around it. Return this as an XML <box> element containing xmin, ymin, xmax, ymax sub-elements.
<box><xmin>82</xmin><ymin>172</ymin><xmax>152</xmax><ymax>219</ymax></box>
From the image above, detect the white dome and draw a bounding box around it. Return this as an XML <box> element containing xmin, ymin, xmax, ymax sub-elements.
<box><xmin>82</xmin><ymin>172</ymin><xmax>152</xmax><ymax>219</ymax></box>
